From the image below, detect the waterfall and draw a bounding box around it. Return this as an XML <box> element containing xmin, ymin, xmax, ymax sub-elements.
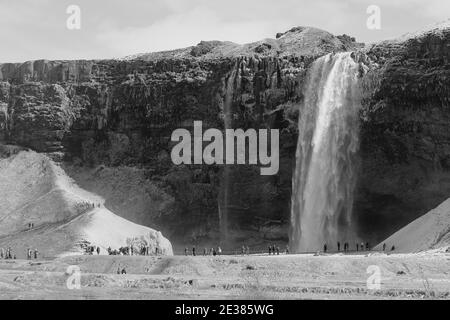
<box><xmin>290</xmin><ymin>52</ymin><xmax>361</xmax><ymax>253</ymax></box>
<box><xmin>219</xmin><ymin>61</ymin><xmax>240</xmax><ymax>242</ymax></box>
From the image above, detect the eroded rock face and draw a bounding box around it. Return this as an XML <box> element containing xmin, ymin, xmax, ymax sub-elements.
<box><xmin>356</xmin><ymin>26</ymin><xmax>450</xmax><ymax>243</ymax></box>
<box><xmin>1</xmin><ymin>27</ymin><xmax>359</xmax><ymax>249</ymax></box>
<box><xmin>1</xmin><ymin>24</ymin><xmax>448</xmax><ymax>249</ymax></box>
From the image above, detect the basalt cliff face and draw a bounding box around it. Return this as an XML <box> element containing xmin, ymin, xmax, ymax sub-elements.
<box><xmin>357</xmin><ymin>24</ymin><xmax>450</xmax><ymax>243</ymax></box>
<box><xmin>0</xmin><ymin>25</ymin><xmax>448</xmax><ymax>250</ymax></box>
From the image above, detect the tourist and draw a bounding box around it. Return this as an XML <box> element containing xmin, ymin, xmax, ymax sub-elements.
<box><xmin>34</xmin><ymin>249</ymin><xmax>39</xmax><ymax>259</ymax></box>
<box><xmin>337</xmin><ymin>242</ymin><xmax>341</xmax><ymax>252</ymax></box>
<box><xmin>96</xmin><ymin>247</ymin><xmax>100</xmax><ymax>255</ymax></box>
<box><xmin>276</xmin><ymin>246</ymin><xmax>280</xmax><ymax>255</ymax></box>
<box><xmin>323</xmin><ymin>244</ymin><xmax>327</xmax><ymax>253</ymax></box>
<box><xmin>383</xmin><ymin>243</ymin><xmax>386</xmax><ymax>251</ymax></box>
<box><xmin>268</xmin><ymin>246</ymin><xmax>272</xmax><ymax>255</ymax></box>
<box><xmin>356</xmin><ymin>243</ymin><xmax>359</xmax><ymax>252</ymax></box>
<box><xmin>217</xmin><ymin>247</ymin><xmax>222</xmax><ymax>255</ymax></box>
<box><xmin>391</xmin><ymin>245</ymin><xmax>395</xmax><ymax>251</ymax></box>
<box><xmin>285</xmin><ymin>245</ymin><xmax>289</xmax><ymax>254</ymax></box>
<box><xmin>361</xmin><ymin>242</ymin><xmax>364</xmax><ymax>251</ymax></box>
<box><xmin>192</xmin><ymin>246</ymin><xmax>196</xmax><ymax>256</ymax></box>
<box><xmin>184</xmin><ymin>247</ymin><xmax>188</xmax><ymax>256</ymax></box>
<box><xmin>366</xmin><ymin>242</ymin><xmax>370</xmax><ymax>251</ymax></box>
<box><xmin>213</xmin><ymin>248</ymin><xmax>217</xmax><ymax>256</ymax></box>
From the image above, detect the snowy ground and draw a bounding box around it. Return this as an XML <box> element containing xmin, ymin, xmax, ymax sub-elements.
<box><xmin>374</xmin><ymin>198</ymin><xmax>450</xmax><ymax>253</ymax></box>
<box><xmin>0</xmin><ymin>149</ymin><xmax>449</xmax><ymax>300</ymax></box>
<box><xmin>0</xmin><ymin>150</ymin><xmax>172</xmax><ymax>257</ymax></box>
<box><xmin>0</xmin><ymin>251</ymin><xmax>448</xmax><ymax>300</ymax></box>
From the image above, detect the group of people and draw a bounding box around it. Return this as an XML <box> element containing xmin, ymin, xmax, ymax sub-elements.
<box><xmin>86</xmin><ymin>245</ymin><xmax>101</xmax><ymax>255</ymax></box>
<box><xmin>89</xmin><ymin>203</ymin><xmax>102</xmax><ymax>209</ymax></box>
<box><xmin>0</xmin><ymin>247</ymin><xmax>39</xmax><ymax>260</ymax></box>
<box><xmin>0</xmin><ymin>247</ymin><xmax>15</xmax><ymax>260</ymax></box>
<box><xmin>183</xmin><ymin>244</ymin><xmax>292</xmax><ymax>256</ymax></box>
<box><xmin>268</xmin><ymin>244</ymin><xmax>289</xmax><ymax>255</ymax></box>
<box><xmin>26</xmin><ymin>248</ymin><xmax>39</xmax><ymax>260</ymax></box>
<box><xmin>185</xmin><ymin>246</ymin><xmax>222</xmax><ymax>256</ymax></box>
<box><xmin>322</xmin><ymin>241</ymin><xmax>396</xmax><ymax>253</ymax></box>
<box><xmin>107</xmin><ymin>245</ymin><xmax>161</xmax><ymax>256</ymax></box>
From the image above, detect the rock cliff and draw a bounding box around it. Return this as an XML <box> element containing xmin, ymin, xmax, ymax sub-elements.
<box><xmin>357</xmin><ymin>22</ymin><xmax>450</xmax><ymax>243</ymax></box>
<box><xmin>0</xmin><ymin>23</ymin><xmax>448</xmax><ymax>250</ymax></box>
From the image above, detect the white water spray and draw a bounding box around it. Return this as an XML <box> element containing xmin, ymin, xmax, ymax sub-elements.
<box><xmin>290</xmin><ymin>52</ymin><xmax>361</xmax><ymax>253</ymax></box>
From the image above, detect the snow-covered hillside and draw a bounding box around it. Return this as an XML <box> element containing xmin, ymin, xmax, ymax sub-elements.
<box><xmin>375</xmin><ymin>198</ymin><xmax>450</xmax><ymax>253</ymax></box>
<box><xmin>0</xmin><ymin>150</ymin><xmax>172</xmax><ymax>258</ymax></box>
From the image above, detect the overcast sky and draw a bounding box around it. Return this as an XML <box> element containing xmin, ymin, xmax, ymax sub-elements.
<box><xmin>0</xmin><ymin>0</ymin><xmax>448</xmax><ymax>62</ymax></box>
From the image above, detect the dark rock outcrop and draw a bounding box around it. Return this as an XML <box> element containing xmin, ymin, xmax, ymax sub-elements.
<box><xmin>357</xmin><ymin>24</ymin><xmax>450</xmax><ymax>243</ymax></box>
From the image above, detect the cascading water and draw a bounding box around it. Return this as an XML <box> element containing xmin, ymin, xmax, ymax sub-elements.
<box><xmin>219</xmin><ymin>61</ymin><xmax>240</xmax><ymax>242</ymax></box>
<box><xmin>290</xmin><ymin>52</ymin><xmax>361</xmax><ymax>253</ymax></box>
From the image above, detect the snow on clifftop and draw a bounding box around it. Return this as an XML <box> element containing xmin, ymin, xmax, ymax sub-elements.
<box><xmin>375</xmin><ymin>198</ymin><xmax>450</xmax><ymax>253</ymax></box>
<box><xmin>397</xmin><ymin>19</ymin><xmax>450</xmax><ymax>41</ymax></box>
